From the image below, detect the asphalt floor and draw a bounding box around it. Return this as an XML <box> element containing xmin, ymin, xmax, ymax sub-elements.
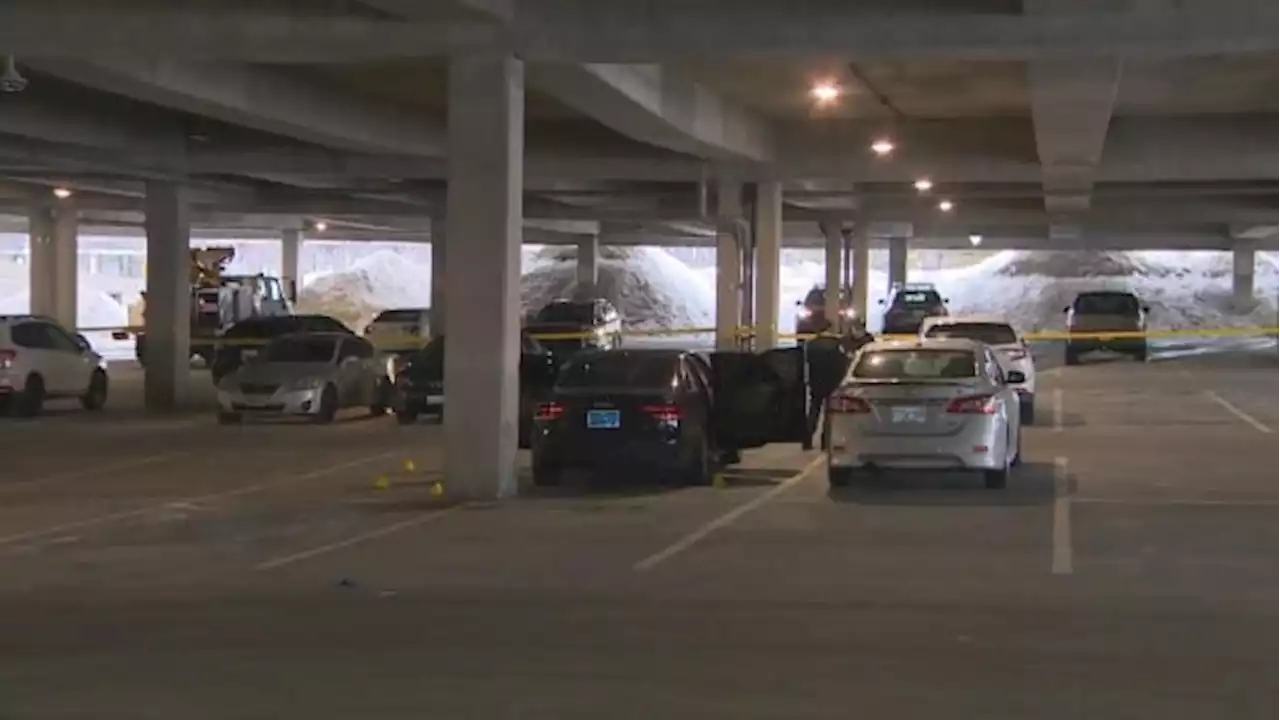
<box><xmin>0</xmin><ymin>346</ymin><xmax>1275</xmax><ymax>719</ymax></box>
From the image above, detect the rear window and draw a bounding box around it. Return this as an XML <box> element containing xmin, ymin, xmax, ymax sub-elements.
<box><xmin>223</xmin><ymin>318</ymin><xmax>293</xmax><ymax>338</ymax></box>
<box><xmin>373</xmin><ymin>309</ymin><xmax>426</xmax><ymax>323</ymax></box>
<box><xmin>557</xmin><ymin>352</ymin><xmax>678</xmax><ymax>388</ymax></box>
<box><xmin>536</xmin><ymin>302</ymin><xmax>593</xmax><ymax>324</ymax></box>
<box><xmin>852</xmin><ymin>349</ymin><xmax>977</xmax><ymax>380</ymax></box>
<box><xmin>893</xmin><ymin>291</ymin><xmax>942</xmax><ymax>307</ymax></box>
<box><xmin>297</xmin><ymin>316</ymin><xmax>352</xmax><ymax>334</ymax></box>
<box><xmin>925</xmin><ymin>322</ymin><xmax>1017</xmax><ymax>345</ymax></box>
<box><xmin>1073</xmin><ymin>293</ymin><xmax>1140</xmax><ymax>315</ymax></box>
<box><xmin>263</xmin><ymin>337</ymin><xmax>338</xmax><ymax>363</ymax></box>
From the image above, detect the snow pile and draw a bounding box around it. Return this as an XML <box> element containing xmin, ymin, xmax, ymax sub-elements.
<box><xmin>297</xmin><ymin>250</ymin><xmax>435</xmax><ymax>330</ymax></box>
<box><xmin>522</xmin><ymin>246</ymin><xmax>714</xmax><ymax>328</ymax></box>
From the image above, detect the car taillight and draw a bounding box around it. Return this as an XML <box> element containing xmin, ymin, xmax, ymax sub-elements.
<box><xmin>827</xmin><ymin>392</ymin><xmax>871</xmax><ymax>414</ymax></box>
<box><xmin>642</xmin><ymin>403</ymin><xmax>682</xmax><ymax>422</ymax></box>
<box><xmin>534</xmin><ymin>401</ymin><xmax>564</xmax><ymax>421</ymax></box>
<box><xmin>946</xmin><ymin>394</ymin><xmax>998</xmax><ymax>414</ymax></box>
<box><xmin>0</xmin><ymin>349</ymin><xmax>14</xmax><ymax>369</ymax></box>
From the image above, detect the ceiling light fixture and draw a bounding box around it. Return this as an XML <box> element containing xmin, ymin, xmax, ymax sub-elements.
<box><xmin>968</xmin><ymin>233</ymin><xmax>983</xmax><ymax>246</ymax></box>
<box><xmin>809</xmin><ymin>81</ymin><xmax>840</xmax><ymax>106</ymax></box>
<box><xmin>52</xmin><ymin>187</ymin><xmax>73</xmax><ymax>200</ymax></box>
<box><xmin>938</xmin><ymin>199</ymin><xmax>954</xmax><ymax>212</ymax></box>
<box><xmin>313</xmin><ymin>220</ymin><xmax>328</xmax><ymax>232</ymax></box>
<box><xmin>913</xmin><ymin>178</ymin><xmax>933</xmax><ymax>192</ymax></box>
<box><xmin>870</xmin><ymin>138</ymin><xmax>895</xmax><ymax>156</ymax></box>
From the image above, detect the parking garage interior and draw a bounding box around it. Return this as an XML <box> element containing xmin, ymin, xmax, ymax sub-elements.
<box><xmin>0</xmin><ymin>1</ymin><xmax>1277</xmax><ymax>718</ymax></box>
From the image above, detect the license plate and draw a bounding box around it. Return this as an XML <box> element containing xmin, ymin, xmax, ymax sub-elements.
<box><xmin>586</xmin><ymin>409</ymin><xmax>620</xmax><ymax>429</ymax></box>
<box><xmin>891</xmin><ymin>405</ymin><xmax>927</xmax><ymax>423</ymax></box>
<box><xmin>242</xmin><ymin>396</ymin><xmax>271</xmax><ymax>407</ymax></box>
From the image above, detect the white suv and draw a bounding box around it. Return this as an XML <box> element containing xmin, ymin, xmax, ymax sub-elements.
<box><xmin>0</xmin><ymin>316</ymin><xmax>109</xmax><ymax>417</ymax></box>
<box><xmin>920</xmin><ymin>316</ymin><xmax>1037</xmax><ymax>425</ymax></box>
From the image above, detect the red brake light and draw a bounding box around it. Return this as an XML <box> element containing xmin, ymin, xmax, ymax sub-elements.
<box><xmin>534</xmin><ymin>401</ymin><xmax>564</xmax><ymax>421</ymax></box>
<box><xmin>642</xmin><ymin>403</ymin><xmax>682</xmax><ymax>422</ymax></box>
<box><xmin>946</xmin><ymin>394</ymin><xmax>998</xmax><ymax>414</ymax></box>
<box><xmin>827</xmin><ymin>392</ymin><xmax>871</xmax><ymax>414</ymax></box>
<box><xmin>0</xmin><ymin>349</ymin><xmax>14</xmax><ymax>369</ymax></box>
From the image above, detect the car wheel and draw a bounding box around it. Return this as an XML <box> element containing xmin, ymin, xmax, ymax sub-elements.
<box><xmin>1010</xmin><ymin>427</ymin><xmax>1023</xmax><ymax>468</ymax></box>
<box><xmin>1064</xmin><ymin>348</ymin><xmax>1080</xmax><ymax>366</ymax></box>
<box><xmin>1019</xmin><ymin>395</ymin><xmax>1035</xmax><ymax>426</ymax></box>
<box><xmin>1133</xmin><ymin>346</ymin><xmax>1148</xmax><ymax>363</ymax></box>
<box><xmin>217</xmin><ymin>411</ymin><xmax>242</xmax><ymax>425</ymax></box>
<box><xmin>80</xmin><ymin>369</ymin><xmax>109</xmax><ymax>411</ymax></box>
<box><xmin>984</xmin><ymin>431</ymin><xmax>1012</xmax><ymax>489</ymax></box>
<box><xmin>395</xmin><ymin>407</ymin><xmax>419</xmax><ymax>425</ymax></box>
<box><xmin>313</xmin><ymin>384</ymin><xmax>338</xmax><ymax>424</ymax></box>
<box><xmin>682</xmin><ymin>433</ymin><xmax>711</xmax><ymax>486</ymax></box>
<box><xmin>828</xmin><ymin>463</ymin><xmax>856</xmax><ymax>488</ymax></box>
<box><xmin>14</xmin><ymin>374</ymin><xmax>44</xmax><ymax>418</ymax></box>
<box><xmin>531</xmin><ymin>458</ymin><xmax>561</xmax><ymax>487</ymax></box>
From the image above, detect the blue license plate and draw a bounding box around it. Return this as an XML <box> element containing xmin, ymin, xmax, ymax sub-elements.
<box><xmin>586</xmin><ymin>409</ymin><xmax>620</xmax><ymax>429</ymax></box>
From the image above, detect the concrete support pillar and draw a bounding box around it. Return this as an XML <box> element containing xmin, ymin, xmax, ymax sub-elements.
<box><xmin>28</xmin><ymin>204</ymin><xmax>78</xmax><ymax>328</ymax></box>
<box><xmin>715</xmin><ymin>176</ymin><xmax>744</xmax><ymax>350</ymax></box>
<box><xmin>430</xmin><ymin>222</ymin><xmax>446</xmax><ymax>336</ymax></box>
<box><xmin>442</xmin><ymin>54</ymin><xmax>524</xmax><ymax>500</ymax></box>
<box><xmin>576</xmin><ymin>234</ymin><xmax>599</xmax><ymax>290</ymax></box>
<box><xmin>821</xmin><ymin>221</ymin><xmax>842</xmax><ymax>327</ymax></box>
<box><xmin>279</xmin><ymin>227</ymin><xmax>300</xmax><ymax>300</ymax></box>
<box><xmin>143</xmin><ymin>181</ymin><xmax>192</xmax><ymax>412</ymax></box>
<box><xmin>753</xmin><ymin>181</ymin><xmax>782</xmax><ymax>348</ymax></box>
<box><xmin>851</xmin><ymin>226</ymin><xmax>870</xmax><ymax>323</ymax></box>
<box><xmin>1232</xmin><ymin>246</ymin><xmax>1255</xmax><ymax>312</ymax></box>
<box><xmin>888</xmin><ymin>236</ymin><xmax>909</xmax><ymax>294</ymax></box>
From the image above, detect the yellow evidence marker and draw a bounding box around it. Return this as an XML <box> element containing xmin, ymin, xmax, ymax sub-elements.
<box><xmin>712</xmin><ymin>473</ymin><xmax>728</xmax><ymax>489</ymax></box>
<box><xmin>403</xmin><ymin>459</ymin><xmax>417</xmax><ymax>473</ymax></box>
<box><xmin>429</xmin><ymin>480</ymin><xmax>445</xmax><ymax>498</ymax></box>
<box><xmin>373</xmin><ymin>474</ymin><xmax>391</xmax><ymax>491</ymax></box>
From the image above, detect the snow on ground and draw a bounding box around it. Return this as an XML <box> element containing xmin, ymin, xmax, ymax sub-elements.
<box><xmin>0</xmin><ymin>266</ymin><xmax>136</xmax><ymax>359</ymax></box>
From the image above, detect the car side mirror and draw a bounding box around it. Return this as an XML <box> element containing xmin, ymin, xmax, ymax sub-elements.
<box><xmin>74</xmin><ymin>333</ymin><xmax>92</xmax><ymax>352</ymax></box>
<box><xmin>943</xmin><ymin>298</ymin><xmax>950</xmax><ymax>304</ymax></box>
<box><xmin>877</xmin><ymin>299</ymin><xmax>885</xmax><ymax>305</ymax></box>
<box><xmin>286</xmin><ymin>279</ymin><xmax>298</xmax><ymax>303</ymax></box>
<box><xmin>1062</xmin><ymin>306</ymin><xmax>1071</xmax><ymax>313</ymax></box>
<box><xmin>1006</xmin><ymin>370</ymin><xmax>1026</xmax><ymax>385</ymax></box>
<box><xmin>1142</xmin><ymin>305</ymin><xmax>1151</xmax><ymax>313</ymax></box>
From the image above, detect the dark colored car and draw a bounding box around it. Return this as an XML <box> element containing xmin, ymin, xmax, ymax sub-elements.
<box><xmin>529</xmin><ymin>347</ymin><xmax>809</xmax><ymax>486</ymax></box>
<box><xmin>1064</xmin><ymin>291</ymin><xmax>1149</xmax><ymax>364</ymax></box>
<box><xmin>794</xmin><ymin>286</ymin><xmax>858</xmax><ymax>339</ymax></box>
<box><xmin>209</xmin><ymin>314</ymin><xmax>353</xmax><ymax>384</ymax></box>
<box><xmin>880</xmin><ymin>284</ymin><xmax>949</xmax><ymax>334</ymax></box>
<box><xmin>525</xmin><ymin>298</ymin><xmax>623</xmax><ymax>364</ymax></box>
<box><xmin>391</xmin><ymin>332</ymin><xmax>561</xmax><ymax>445</ymax></box>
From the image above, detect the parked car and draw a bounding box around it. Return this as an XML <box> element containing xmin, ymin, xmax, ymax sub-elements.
<box><xmin>921</xmin><ymin>316</ymin><xmax>1038</xmax><ymax>424</ymax></box>
<box><xmin>209</xmin><ymin>314</ymin><xmax>354</xmax><ymax>385</ymax></box>
<box><xmin>1064</xmin><ymin>291</ymin><xmax>1149</xmax><ymax>364</ymax></box>
<box><xmin>794</xmin><ymin>285</ymin><xmax>858</xmax><ymax>339</ymax></box>
<box><xmin>214</xmin><ymin>333</ymin><xmax>391</xmax><ymax>424</ymax></box>
<box><xmin>0</xmin><ymin>315</ymin><xmax>109</xmax><ymax>417</ymax></box>
<box><xmin>525</xmin><ymin>298</ymin><xmax>623</xmax><ymax>363</ymax></box>
<box><xmin>880</xmin><ymin>283</ymin><xmax>949</xmax><ymax>335</ymax></box>
<box><xmin>363</xmin><ymin>307</ymin><xmax>432</xmax><ymax>353</ymax></box>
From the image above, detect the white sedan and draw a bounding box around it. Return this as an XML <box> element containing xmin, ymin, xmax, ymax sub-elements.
<box><xmin>920</xmin><ymin>316</ymin><xmax>1037</xmax><ymax>425</ymax></box>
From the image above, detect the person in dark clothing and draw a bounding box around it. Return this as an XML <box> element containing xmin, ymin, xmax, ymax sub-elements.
<box><xmin>802</xmin><ymin>333</ymin><xmax>853</xmax><ymax>450</ymax></box>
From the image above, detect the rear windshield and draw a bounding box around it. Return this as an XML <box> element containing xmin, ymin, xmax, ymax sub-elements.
<box><xmin>535</xmin><ymin>302</ymin><xmax>593</xmax><ymax>324</ymax></box>
<box><xmin>893</xmin><ymin>291</ymin><xmax>943</xmax><ymax>307</ymax></box>
<box><xmin>263</xmin><ymin>337</ymin><xmax>338</xmax><ymax>364</ymax></box>
<box><xmin>852</xmin><ymin>349</ymin><xmax>977</xmax><ymax>380</ymax></box>
<box><xmin>557</xmin><ymin>353</ymin><xmax>678</xmax><ymax>388</ymax></box>
<box><xmin>1073</xmin><ymin>293</ymin><xmax>1140</xmax><ymax>315</ymax></box>
<box><xmin>223</xmin><ymin>316</ymin><xmax>348</xmax><ymax>338</ymax></box>
<box><xmin>925</xmin><ymin>322</ymin><xmax>1017</xmax><ymax>345</ymax></box>
<box><xmin>297</xmin><ymin>316</ymin><xmax>352</xmax><ymax>334</ymax></box>
<box><xmin>373</xmin><ymin>309</ymin><xmax>426</xmax><ymax>323</ymax></box>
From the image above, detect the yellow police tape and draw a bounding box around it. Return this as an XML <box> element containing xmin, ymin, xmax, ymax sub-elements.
<box><xmin>81</xmin><ymin>323</ymin><xmax>1278</xmax><ymax>352</ymax></box>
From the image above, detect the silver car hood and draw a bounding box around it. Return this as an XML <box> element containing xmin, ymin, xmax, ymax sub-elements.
<box><xmin>232</xmin><ymin>362</ymin><xmax>338</xmax><ymax>386</ymax></box>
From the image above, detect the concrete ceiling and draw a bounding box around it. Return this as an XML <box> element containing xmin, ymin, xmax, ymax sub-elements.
<box><xmin>0</xmin><ymin>0</ymin><xmax>1272</xmax><ymax>251</ymax></box>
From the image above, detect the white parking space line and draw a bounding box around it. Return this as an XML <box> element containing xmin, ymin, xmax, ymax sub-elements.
<box><xmin>256</xmin><ymin>506</ymin><xmax>460</xmax><ymax>570</ymax></box>
<box><xmin>0</xmin><ymin>450</ymin><xmax>401</xmax><ymax>548</ymax></box>
<box><xmin>1051</xmin><ymin>456</ymin><xmax>1073</xmax><ymax>576</ymax></box>
<box><xmin>1204</xmin><ymin>390</ymin><xmax>1272</xmax><ymax>434</ymax></box>
<box><xmin>0</xmin><ymin>451</ymin><xmax>192</xmax><ymax>493</ymax></box>
<box><xmin>1051</xmin><ymin>388</ymin><xmax>1064</xmax><ymax>432</ymax></box>
<box><xmin>1075</xmin><ymin>497</ymin><xmax>1277</xmax><ymax>508</ymax></box>
<box><xmin>633</xmin><ymin>454</ymin><xmax>824</xmax><ymax>573</ymax></box>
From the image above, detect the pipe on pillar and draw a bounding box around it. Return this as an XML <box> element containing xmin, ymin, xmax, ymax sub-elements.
<box><xmin>576</xmin><ymin>233</ymin><xmax>599</xmax><ymax>291</ymax></box>
<box><xmin>753</xmin><ymin>181</ymin><xmax>782</xmax><ymax>349</ymax></box>
<box><xmin>888</xmin><ymin>236</ymin><xmax>909</xmax><ymax>294</ymax></box>
<box><xmin>28</xmin><ymin>203</ymin><xmax>78</xmax><ymax>328</ymax></box>
<box><xmin>143</xmin><ymin>181</ymin><xmax>192</xmax><ymax>412</ymax></box>
<box><xmin>1232</xmin><ymin>246</ymin><xmax>1255</xmax><ymax>312</ymax></box>
<box><xmin>430</xmin><ymin>221</ymin><xmax>446</xmax><ymax>336</ymax></box>
<box><xmin>279</xmin><ymin>227</ymin><xmax>300</xmax><ymax>301</ymax></box>
<box><xmin>715</xmin><ymin>175</ymin><xmax>744</xmax><ymax>350</ymax></box>
<box><xmin>821</xmin><ymin>220</ymin><xmax>842</xmax><ymax>328</ymax></box>
<box><xmin>442</xmin><ymin>54</ymin><xmax>524</xmax><ymax>500</ymax></box>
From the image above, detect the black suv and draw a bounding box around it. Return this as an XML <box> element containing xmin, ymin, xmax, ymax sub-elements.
<box><xmin>880</xmin><ymin>284</ymin><xmax>948</xmax><ymax>334</ymax></box>
<box><xmin>209</xmin><ymin>314</ymin><xmax>353</xmax><ymax>384</ymax></box>
<box><xmin>1064</xmin><ymin>291</ymin><xmax>1149</xmax><ymax>365</ymax></box>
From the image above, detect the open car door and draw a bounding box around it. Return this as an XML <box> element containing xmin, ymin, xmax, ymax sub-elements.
<box><xmin>710</xmin><ymin>347</ymin><xmax>809</xmax><ymax>450</ymax></box>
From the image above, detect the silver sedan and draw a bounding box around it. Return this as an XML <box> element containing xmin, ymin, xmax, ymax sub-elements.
<box><xmin>215</xmin><ymin>332</ymin><xmax>391</xmax><ymax>424</ymax></box>
<box><xmin>824</xmin><ymin>338</ymin><xmax>1024</xmax><ymax>489</ymax></box>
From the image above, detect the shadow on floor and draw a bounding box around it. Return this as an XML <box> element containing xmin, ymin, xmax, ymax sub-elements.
<box><xmin>826</xmin><ymin>461</ymin><xmax>1065</xmax><ymax>507</ymax></box>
